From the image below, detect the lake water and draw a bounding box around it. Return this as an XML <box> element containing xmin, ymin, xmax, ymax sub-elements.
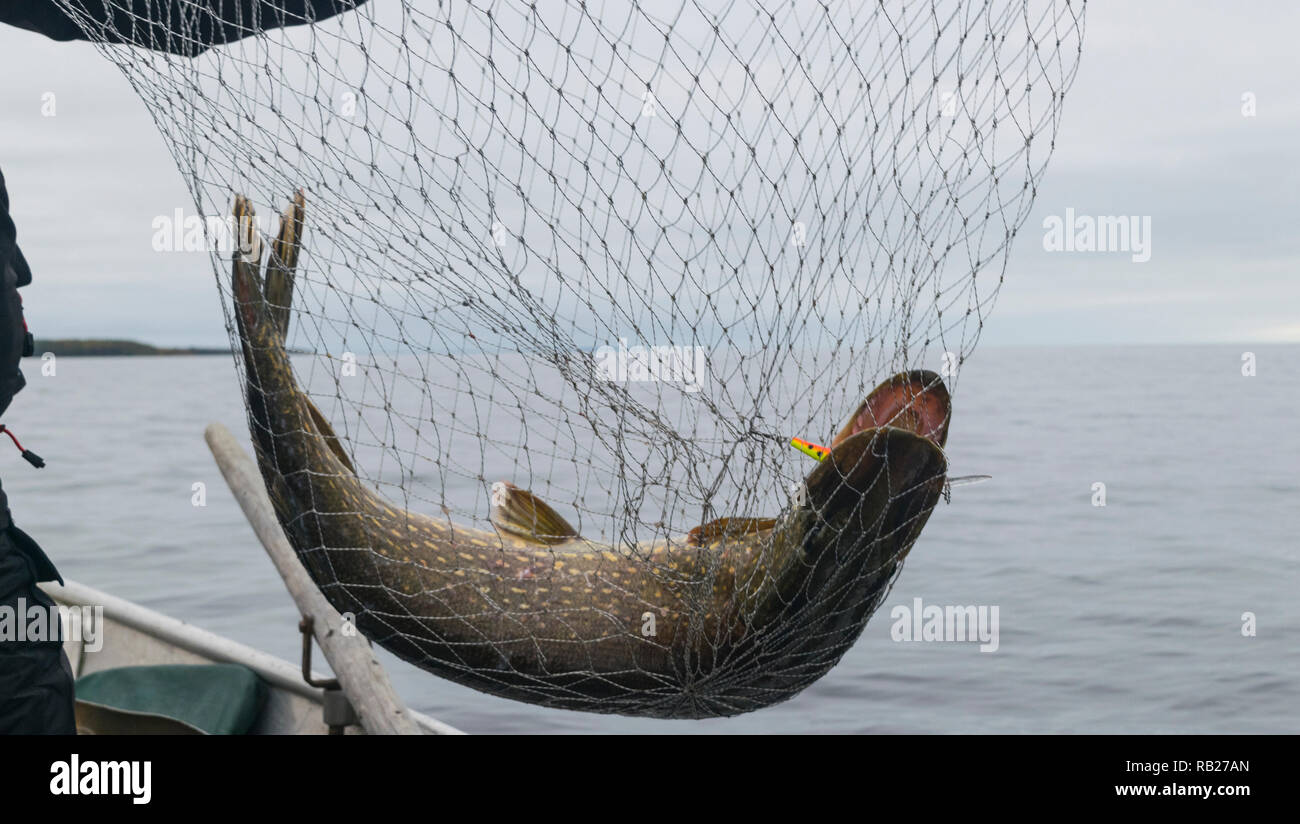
<box><xmin>2</xmin><ymin>345</ymin><xmax>1296</xmax><ymax>733</ymax></box>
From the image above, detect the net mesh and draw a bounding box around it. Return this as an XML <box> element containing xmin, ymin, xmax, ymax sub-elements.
<box><xmin>59</xmin><ymin>0</ymin><xmax>1085</xmax><ymax>716</ymax></box>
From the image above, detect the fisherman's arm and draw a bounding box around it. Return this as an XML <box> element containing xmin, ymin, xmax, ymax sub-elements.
<box><xmin>0</xmin><ymin>1</ymin><xmax>368</xmax><ymax>56</ymax></box>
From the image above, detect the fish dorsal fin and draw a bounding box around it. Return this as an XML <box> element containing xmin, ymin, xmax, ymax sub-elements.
<box><xmin>303</xmin><ymin>396</ymin><xmax>357</xmax><ymax>476</ymax></box>
<box><xmin>686</xmin><ymin>517</ymin><xmax>778</xmax><ymax>547</ymax></box>
<box><xmin>490</xmin><ymin>482</ymin><xmax>580</xmax><ymax>545</ymax></box>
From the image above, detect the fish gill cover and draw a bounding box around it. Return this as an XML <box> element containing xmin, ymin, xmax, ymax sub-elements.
<box><xmin>59</xmin><ymin>0</ymin><xmax>1085</xmax><ymax>717</ymax></box>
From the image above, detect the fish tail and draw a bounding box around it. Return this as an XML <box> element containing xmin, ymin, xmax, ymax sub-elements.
<box><xmin>265</xmin><ymin>189</ymin><xmax>305</xmax><ymax>338</ymax></box>
<box><xmin>231</xmin><ymin>195</ymin><xmax>268</xmax><ymax>343</ymax></box>
<box><xmin>232</xmin><ymin>192</ymin><xmax>359</xmax><ymax>486</ymax></box>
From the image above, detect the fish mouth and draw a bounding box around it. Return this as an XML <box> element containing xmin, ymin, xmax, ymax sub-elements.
<box><xmin>792</xmin><ymin>369</ymin><xmax>951</xmax><ymax>562</ymax></box>
<box><xmin>832</xmin><ymin>369</ymin><xmax>951</xmax><ymax>449</ymax></box>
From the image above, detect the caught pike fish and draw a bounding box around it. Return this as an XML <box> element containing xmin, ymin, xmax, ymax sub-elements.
<box><xmin>231</xmin><ymin>193</ymin><xmax>953</xmax><ymax>718</ymax></box>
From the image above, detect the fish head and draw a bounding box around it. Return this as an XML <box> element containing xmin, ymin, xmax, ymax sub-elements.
<box><xmin>775</xmin><ymin>370</ymin><xmax>951</xmax><ymax>565</ymax></box>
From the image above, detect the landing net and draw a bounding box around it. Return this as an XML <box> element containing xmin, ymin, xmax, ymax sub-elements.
<box><xmin>60</xmin><ymin>0</ymin><xmax>1085</xmax><ymax>715</ymax></box>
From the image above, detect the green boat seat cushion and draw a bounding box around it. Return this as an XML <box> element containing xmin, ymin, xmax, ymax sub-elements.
<box><xmin>75</xmin><ymin>664</ymin><xmax>267</xmax><ymax>735</ymax></box>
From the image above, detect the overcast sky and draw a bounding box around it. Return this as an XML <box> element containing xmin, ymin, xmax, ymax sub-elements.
<box><xmin>1</xmin><ymin>0</ymin><xmax>1296</xmax><ymax>347</ymax></box>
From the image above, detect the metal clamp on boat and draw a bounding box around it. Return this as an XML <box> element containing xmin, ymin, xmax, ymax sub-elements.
<box><xmin>299</xmin><ymin>615</ymin><xmax>359</xmax><ymax>734</ymax></box>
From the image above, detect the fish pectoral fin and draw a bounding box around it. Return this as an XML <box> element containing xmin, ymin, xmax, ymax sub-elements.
<box><xmin>686</xmin><ymin>517</ymin><xmax>778</xmax><ymax>547</ymax></box>
<box><xmin>264</xmin><ymin>189</ymin><xmax>305</xmax><ymax>339</ymax></box>
<box><xmin>489</xmin><ymin>482</ymin><xmax>580</xmax><ymax>545</ymax></box>
<box><xmin>303</xmin><ymin>395</ymin><xmax>357</xmax><ymax>475</ymax></box>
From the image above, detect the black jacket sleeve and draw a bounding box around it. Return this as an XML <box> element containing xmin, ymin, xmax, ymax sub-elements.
<box><xmin>0</xmin><ymin>1</ymin><xmax>366</xmax><ymax>57</ymax></box>
<box><xmin>1</xmin><ymin>168</ymin><xmax>30</xmax><ymax>525</ymax></box>
<box><xmin>0</xmin><ymin>168</ymin><xmax>30</xmax><ymax>422</ymax></box>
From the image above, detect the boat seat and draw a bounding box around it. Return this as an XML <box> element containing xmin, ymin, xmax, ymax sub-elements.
<box><xmin>74</xmin><ymin>664</ymin><xmax>268</xmax><ymax>735</ymax></box>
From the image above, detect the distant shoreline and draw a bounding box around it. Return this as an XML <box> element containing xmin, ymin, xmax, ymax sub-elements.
<box><xmin>27</xmin><ymin>339</ymin><xmax>231</xmax><ymax>357</ymax></box>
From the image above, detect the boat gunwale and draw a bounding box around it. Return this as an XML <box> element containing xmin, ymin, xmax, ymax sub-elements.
<box><xmin>40</xmin><ymin>578</ymin><xmax>463</xmax><ymax>735</ymax></box>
